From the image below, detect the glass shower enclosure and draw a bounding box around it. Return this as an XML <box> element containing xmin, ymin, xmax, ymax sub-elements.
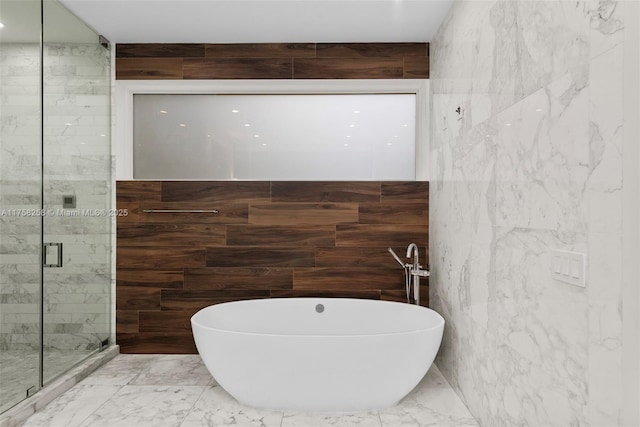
<box><xmin>0</xmin><ymin>0</ymin><xmax>112</xmax><ymax>413</ymax></box>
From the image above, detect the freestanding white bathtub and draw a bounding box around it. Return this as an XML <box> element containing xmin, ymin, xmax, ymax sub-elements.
<box><xmin>191</xmin><ymin>298</ymin><xmax>444</xmax><ymax>412</ymax></box>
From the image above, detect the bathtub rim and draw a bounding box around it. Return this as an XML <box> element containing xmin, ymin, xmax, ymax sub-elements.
<box><xmin>190</xmin><ymin>297</ymin><xmax>445</xmax><ymax>338</ymax></box>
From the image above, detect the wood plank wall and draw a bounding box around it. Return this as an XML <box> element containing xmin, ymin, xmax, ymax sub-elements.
<box><xmin>116</xmin><ymin>181</ymin><xmax>428</xmax><ymax>353</ymax></box>
<box><xmin>115</xmin><ymin>43</ymin><xmax>429</xmax><ymax>79</ymax></box>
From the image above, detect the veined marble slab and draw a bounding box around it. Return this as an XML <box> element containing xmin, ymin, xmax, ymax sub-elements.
<box><xmin>430</xmin><ymin>0</ymin><xmax>627</xmax><ymax>425</ymax></box>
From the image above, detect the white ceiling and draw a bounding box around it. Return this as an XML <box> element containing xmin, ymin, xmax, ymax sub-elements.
<box><xmin>57</xmin><ymin>0</ymin><xmax>453</xmax><ymax>44</ymax></box>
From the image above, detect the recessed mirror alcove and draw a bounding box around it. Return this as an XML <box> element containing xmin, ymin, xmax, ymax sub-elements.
<box><xmin>115</xmin><ymin>79</ymin><xmax>430</xmax><ymax>181</ymax></box>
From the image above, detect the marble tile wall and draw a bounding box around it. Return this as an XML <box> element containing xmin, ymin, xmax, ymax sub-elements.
<box><xmin>0</xmin><ymin>43</ymin><xmax>42</xmax><ymax>353</ymax></box>
<box><xmin>0</xmin><ymin>42</ymin><xmax>112</xmax><ymax>356</ymax></box>
<box><xmin>42</xmin><ymin>42</ymin><xmax>112</xmax><ymax>355</ymax></box>
<box><xmin>429</xmin><ymin>1</ymin><xmax>628</xmax><ymax>426</ymax></box>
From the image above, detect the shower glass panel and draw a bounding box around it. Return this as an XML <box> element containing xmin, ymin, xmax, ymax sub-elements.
<box><xmin>0</xmin><ymin>0</ymin><xmax>111</xmax><ymax>412</ymax></box>
<box><xmin>0</xmin><ymin>0</ymin><xmax>43</xmax><ymax>412</ymax></box>
<box><xmin>41</xmin><ymin>0</ymin><xmax>111</xmax><ymax>384</ymax></box>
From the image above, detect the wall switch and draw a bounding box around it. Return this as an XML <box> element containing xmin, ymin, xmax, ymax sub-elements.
<box><xmin>553</xmin><ymin>259</ymin><xmax>562</xmax><ymax>274</ymax></box>
<box><xmin>570</xmin><ymin>260</ymin><xmax>581</xmax><ymax>278</ymax></box>
<box><xmin>551</xmin><ymin>250</ymin><xmax>586</xmax><ymax>288</ymax></box>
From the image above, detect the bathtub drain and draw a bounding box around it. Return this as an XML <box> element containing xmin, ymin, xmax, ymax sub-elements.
<box><xmin>315</xmin><ymin>304</ymin><xmax>324</xmax><ymax>313</ymax></box>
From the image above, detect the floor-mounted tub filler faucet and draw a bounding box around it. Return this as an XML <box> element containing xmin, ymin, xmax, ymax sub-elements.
<box><xmin>406</xmin><ymin>243</ymin><xmax>429</xmax><ymax>305</ymax></box>
<box><xmin>388</xmin><ymin>244</ymin><xmax>429</xmax><ymax>305</ymax></box>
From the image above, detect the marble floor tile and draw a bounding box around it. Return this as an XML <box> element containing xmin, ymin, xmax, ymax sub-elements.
<box><xmin>413</xmin><ymin>365</ymin><xmax>451</xmax><ymax>389</ymax></box>
<box><xmin>179</xmin><ymin>385</ymin><xmax>283</xmax><ymax>427</ymax></box>
<box><xmin>380</xmin><ymin>384</ymin><xmax>479</xmax><ymax>427</ymax></box>
<box><xmin>130</xmin><ymin>354</ymin><xmax>213</xmax><ymax>386</ymax></box>
<box><xmin>80</xmin><ymin>354</ymin><xmax>156</xmax><ymax>385</ymax></box>
<box><xmin>77</xmin><ymin>385</ymin><xmax>206</xmax><ymax>427</ymax></box>
<box><xmin>281</xmin><ymin>412</ymin><xmax>383</xmax><ymax>427</ymax></box>
<box><xmin>378</xmin><ymin>365</ymin><xmax>478</xmax><ymax>426</ymax></box>
<box><xmin>0</xmin><ymin>350</ymin><xmax>95</xmax><ymax>413</ymax></box>
<box><xmin>15</xmin><ymin>357</ymin><xmax>478</xmax><ymax>427</ymax></box>
<box><xmin>0</xmin><ymin>351</ymin><xmax>39</xmax><ymax>413</ymax></box>
<box><xmin>21</xmin><ymin>385</ymin><xmax>121</xmax><ymax>427</ymax></box>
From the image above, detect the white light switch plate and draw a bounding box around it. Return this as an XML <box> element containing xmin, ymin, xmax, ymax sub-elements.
<box><xmin>551</xmin><ymin>250</ymin><xmax>586</xmax><ymax>288</ymax></box>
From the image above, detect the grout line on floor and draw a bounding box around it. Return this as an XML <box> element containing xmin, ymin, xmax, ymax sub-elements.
<box><xmin>176</xmin><ymin>384</ymin><xmax>208</xmax><ymax>427</ymax></box>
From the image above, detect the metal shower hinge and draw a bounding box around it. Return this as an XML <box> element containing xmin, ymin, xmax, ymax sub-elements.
<box><xmin>99</xmin><ymin>35</ymin><xmax>111</xmax><ymax>50</ymax></box>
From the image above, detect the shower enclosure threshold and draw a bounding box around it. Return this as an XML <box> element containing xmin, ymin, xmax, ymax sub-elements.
<box><xmin>0</xmin><ymin>346</ymin><xmax>118</xmax><ymax>427</ymax></box>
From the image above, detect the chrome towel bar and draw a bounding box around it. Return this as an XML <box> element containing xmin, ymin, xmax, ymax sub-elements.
<box><xmin>142</xmin><ymin>209</ymin><xmax>219</xmax><ymax>214</ymax></box>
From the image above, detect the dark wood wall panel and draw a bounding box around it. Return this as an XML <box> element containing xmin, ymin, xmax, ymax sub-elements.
<box><xmin>183</xmin><ymin>267</ymin><xmax>293</xmax><ymax>290</ymax></box>
<box><xmin>116</xmin><ymin>310</ymin><xmax>139</xmax><ymax>334</ymax></box>
<box><xmin>117</xmin><ymin>333</ymin><xmax>197</xmax><ymax>354</ymax></box>
<box><xmin>183</xmin><ymin>58</ymin><xmax>293</xmax><ymax>79</ymax></box>
<box><xmin>404</xmin><ymin>57</ymin><xmax>430</xmax><ymax>78</ymax></box>
<box><xmin>381</xmin><ymin>181</ymin><xmax>429</xmax><ymax>201</ymax></box>
<box><xmin>160</xmin><ymin>290</ymin><xmax>271</xmax><ymax>311</ymax></box>
<box><xmin>271</xmin><ymin>182</ymin><xmax>381</xmax><ymax>202</ymax></box>
<box><xmin>116</xmin><ymin>58</ymin><xmax>184</xmax><ymax>80</ymax></box>
<box><xmin>117</xmin><ymin>43</ymin><xmax>206</xmax><ymax>58</ymax></box>
<box><xmin>206</xmin><ymin>247</ymin><xmax>316</xmax><ymax>268</ymax></box>
<box><xmin>271</xmin><ymin>289</ymin><xmax>382</xmax><ymax>299</ymax></box>
<box><xmin>117</xmin><ymin>223</ymin><xmax>226</xmax><ymax>246</ymax></box>
<box><xmin>117</xmin><ymin>246</ymin><xmax>206</xmax><ymax>269</ymax></box>
<box><xmin>226</xmin><ymin>225</ymin><xmax>336</xmax><ymax>247</ymax></box>
<box><xmin>161</xmin><ymin>181</ymin><xmax>270</xmax><ymax>203</ymax></box>
<box><xmin>206</xmin><ymin>43</ymin><xmax>315</xmax><ymax>58</ymax></box>
<box><xmin>315</xmin><ymin>246</ymin><xmax>422</xmax><ymax>268</ymax></box>
<box><xmin>293</xmin><ymin>58</ymin><xmax>403</xmax><ymax>79</ymax></box>
<box><xmin>117</xmin><ymin>180</ymin><xmax>428</xmax><ymax>353</ymax></box>
<box><xmin>293</xmin><ymin>268</ymin><xmax>401</xmax><ymax>290</ymax></box>
<box><xmin>116</xmin><ymin>270</ymin><xmax>183</xmax><ymax>288</ymax></box>
<box><xmin>359</xmin><ymin>203</ymin><xmax>428</xmax><ymax>224</ymax></box>
<box><xmin>116</xmin><ymin>287</ymin><xmax>161</xmax><ymax>311</ymax></box>
<box><xmin>336</xmin><ymin>224</ymin><xmax>428</xmax><ymax>247</ymax></box>
<box><xmin>315</xmin><ymin>43</ymin><xmax>427</xmax><ymax>58</ymax></box>
<box><xmin>139</xmin><ymin>311</ymin><xmax>196</xmax><ymax>333</ymax></box>
<box><xmin>248</xmin><ymin>203</ymin><xmax>358</xmax><ymax>225</ymax></box>
<box><xmin>116</xmin><ymin>43</ymin><xmax>429</xmax><ymax>80</ymax></box>
<box><xmin>117</xmin><ymin>180</ymin><xmax>162</xmax><ymax>200</ymax></box>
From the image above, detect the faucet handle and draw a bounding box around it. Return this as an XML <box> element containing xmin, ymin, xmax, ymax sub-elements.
<box><xmin>410</xmin><ymin>264</ymin><xmax>430</xmax><ymax>277</ymax></box>
<box><xmin>412</xmin><ymin>269</ymin><xmax>430</xmax><ymax>277</ymax></box>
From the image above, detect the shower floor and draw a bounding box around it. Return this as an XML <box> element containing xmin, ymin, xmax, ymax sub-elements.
<box><xmin>0</xmin><ymin>350</ymin><xmax>97</xmax><ymax>414</ymax></box>
<box><xmin>18</xmin><ymin>354</ymin><xmax>479</xmax><ymax>426</ymax></box>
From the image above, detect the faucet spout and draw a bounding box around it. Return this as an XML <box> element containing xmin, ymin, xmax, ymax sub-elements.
<box><xmin>406</xmin><ymin>243</ymin><xmax>419</xmax><ymax>266</ymax></box>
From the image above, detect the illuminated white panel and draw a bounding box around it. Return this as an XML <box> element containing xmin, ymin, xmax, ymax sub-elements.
<box><xmin>133</xmin><ymin>94</ymin><xmax>416</xmax><ymax>180</ymax></box>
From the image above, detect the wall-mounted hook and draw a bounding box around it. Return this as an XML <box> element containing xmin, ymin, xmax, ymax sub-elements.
<box><xmin>455</xmin><ymin>106</ymin><xmax>463</xmax><ymax>120</ymax></box>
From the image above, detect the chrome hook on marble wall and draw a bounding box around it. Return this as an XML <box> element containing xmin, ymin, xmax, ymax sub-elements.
<box><xmin>455</xmin><ymin>106</ymin><xmax>463</xmax><ymax>120</ymax></box>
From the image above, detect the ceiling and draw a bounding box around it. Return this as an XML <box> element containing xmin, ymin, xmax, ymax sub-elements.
<box><xmin>56</xmin><ymin>0</ymin><xmax>453</xmax><ymax>44</ymax></box>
